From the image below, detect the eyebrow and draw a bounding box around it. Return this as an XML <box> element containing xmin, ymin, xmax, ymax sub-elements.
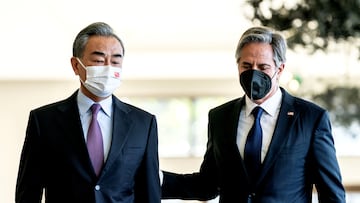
<box><xmin>241</xmin><ymin>62</ymin><xmax>252</xmax><ymax>66</ymax></box>
<box><xmin>241</xmin><ymin>61</ymin><xmax>271</xmax><ymax>66</ymax></box>
<box><xmin>91</xmin><ymin>51</ymin><xmax>123</xmax><ymax>58</ymax></box>
<box><xmin>241</xmin><ymin>61</ymin><xmax>250</xmax><ymax>65</ymax></box>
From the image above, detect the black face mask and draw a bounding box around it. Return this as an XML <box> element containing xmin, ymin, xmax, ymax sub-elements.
<box><xmin>239</xmin><ymin>69</ymin><xmax>273</xmax><ymax>100</ymax></box>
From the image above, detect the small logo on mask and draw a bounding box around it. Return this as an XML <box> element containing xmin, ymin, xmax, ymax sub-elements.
<box><xmin>114</xmin><ymin>72</ymin><xmax>120</xmax><ymax>78</ymax></box>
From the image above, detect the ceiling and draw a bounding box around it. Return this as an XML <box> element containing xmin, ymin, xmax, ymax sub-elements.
<box><xmin>0</xmin><ymin>0</ymin><xmax>251</xmax><ymax>80</ymax></box>
<box><xmin>1</xmin><ymin>0</ymin><xmax>359</xmax><ymax>81</ymax></box>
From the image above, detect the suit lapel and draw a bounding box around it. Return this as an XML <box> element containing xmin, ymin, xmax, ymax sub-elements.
<box><xmin>228</xmin><ymin>98</ymin><xmax>245</xmax><ymax>156</ymax></box>
<box><xmin>233</xmin><ymin>98</ymin><xmax>248</xmax><ymax>163</ymax></box>
<box><xmin>100</xmin><ymin>97</ymin><xmax>132</xmax><ymax>176</ymax></box>
<box><xmin>234</xmin><ymin>98</ymin><xmax>259</xmax><ymax>185</ymax></box>
<box><xmin>220</xmin><ymin>98</ymin><xmax>251</xmax><ymax>180</ymax></box>
<box><xmin>56</xmin><ymin>91</ymin><xmax>95</xmax><ymax>179</ymax></box>
<box><xmin>256</xmin><ymin>89</ymin><xmax>298</xmax><ymax>185</ymax></box>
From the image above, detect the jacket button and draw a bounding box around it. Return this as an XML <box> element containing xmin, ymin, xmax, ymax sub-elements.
<box><xmin>95</xmin><ymin>185</ymin><xmax>101</xmax><ymax>191</ymax></box>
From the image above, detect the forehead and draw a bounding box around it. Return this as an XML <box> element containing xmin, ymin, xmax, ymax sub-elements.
<box><xmin>239</xmin><ymin>42</ymin><xmax>274</xmax><ymax>63</ymax></box>
<box><xmin>83</xmin><ymin>36</ymin><xmax>123</xmax><ymax>56</ymax></box>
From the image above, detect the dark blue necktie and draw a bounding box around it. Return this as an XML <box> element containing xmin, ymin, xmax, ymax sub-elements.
<box><xmin>244</xmin><ymin>106</ymin><xmax>264</xmax><ymax>181</ymax></box>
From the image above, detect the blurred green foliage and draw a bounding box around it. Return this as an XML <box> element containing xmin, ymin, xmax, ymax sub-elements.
<box><xmin>312</xmin><ymin>86</ymin><xmax>360</xmax><ymax>128</ymax></box>
<box><xmin>245</xmin><ymin>0</ymin><xmax>360</xmax><ymax>57</ymax></box>
<box><xmin>245</xmin><ymin>0</ymin><xmax>360</xmax><ymax>135</ymax></box>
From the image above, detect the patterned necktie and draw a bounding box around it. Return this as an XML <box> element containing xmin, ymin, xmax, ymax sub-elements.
<box><xmin>87</xmin><ymin>103</ymin><xmax>104</xmax><ymax>177</ymax></box>
<box><xmin>244</xmin><ymin>106</ymin><xmax>264</xmax><ymax>181</ymax></box>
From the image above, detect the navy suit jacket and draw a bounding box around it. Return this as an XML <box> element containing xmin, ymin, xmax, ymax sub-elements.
<box><xmin>16</xmin><ymin>90</ymin><xmax>161</xmax><ymax>203</ymax></box>
<box><xmin>162</xmin><ymin>88</ymin><xmax>345</xmax><ymax>203</ymax></box>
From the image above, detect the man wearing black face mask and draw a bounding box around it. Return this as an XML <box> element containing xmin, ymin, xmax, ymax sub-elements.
<box><xmin>161</xmin><ymin>26</ymin><xmax>346</xmax><ymax>202</ymax></box>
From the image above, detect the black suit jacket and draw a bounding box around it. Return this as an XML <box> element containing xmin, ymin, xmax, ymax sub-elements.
<box><xmin>16</xmin><ymin>90</ymin><xmax>161</xmax><ymax>203</ymax></box>
<box><xmin>162</xmin><ymin>88</ymin><xmax>345</xmax><ymax>203</ymax></box>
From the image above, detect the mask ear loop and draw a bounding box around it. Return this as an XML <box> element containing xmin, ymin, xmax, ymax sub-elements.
<box><xmin>270</xmin><ymin>68</ymin><xmax>280</xmax><ymax>90</ymax></box>
<box><xmin>75</xmin><ymin>57</ymin><xmax>88</xmax><ymax>85</ymax></box>
<box><xmin>76</xmin><ymin>57</ymin><xmax>87</xmax><ymax>69</ymax></box>
<box><xmin>270</xmin><ymin>68</ymin><xmax>279</xmax><ymax>80</ymax></box>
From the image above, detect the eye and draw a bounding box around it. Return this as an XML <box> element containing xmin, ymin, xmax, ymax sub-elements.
<box><xmin>111</xmin><ymin>60</ymin><xmax>122</xmax><ymax>67</ymax></box>
<box><xmin>91</xmin><ymin>59</ymin><xmax>105</xmax><ymax>65</ymax></box>
<box><xmin>242</xmin><ymin>65</ymin><xmax>252</xmax><ymax>69</ymax></box>
<box><xmin>258</xmin><ymin>64</ymin><xmax>272</xmax><ymax>70</ymax></box>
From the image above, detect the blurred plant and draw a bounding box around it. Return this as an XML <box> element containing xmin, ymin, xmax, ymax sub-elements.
<box><xmin>245</xmin><ymin>0</ymin><xmax>360</xmax><ymax>138</ymax></box>
<box><xmin>244</xmin><ymin>0</ymin><xmax>360</xmax><ymax>58</ymax></box>
<box><xmin>311</xmin><ymin>86</ymin><xmax>360</xmax><ymax>135</ymax></box>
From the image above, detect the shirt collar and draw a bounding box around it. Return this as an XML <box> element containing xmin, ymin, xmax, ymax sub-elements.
<box><xmin>77</xmin><ymin>90</ymin><xmax>113</xmax><ymax>117</ymax></box>
<box><xmin>245</xmin><ymin>88</ymin><xmax>282</xmax><ymax>117</ymax></box>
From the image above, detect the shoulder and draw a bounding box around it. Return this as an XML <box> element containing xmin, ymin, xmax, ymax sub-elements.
<box><xmin>281</xmin><ymin>88</ymin><xmax>328</xmax><ymax>123</ymax></box>
<box><xmin>112</xmin><ymin>96</ymin><xmax>155</xmax><ymax>118</ymax></box>
<box><xmin>30</xmin><ymin>91</ymin><xmax>78</xmax><ymax>115</ymax></box>
<box><xmin>283</xmin><ymin>89</ymin><xmax>325</xmax><ymax>113</ymax></box>
<box><xmin>209</xmin><ymin>97</ymin><xmax>243</xmax><ymax>116</ymax></box>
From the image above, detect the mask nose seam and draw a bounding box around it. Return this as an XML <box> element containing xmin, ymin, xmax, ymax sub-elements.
<box><xmin>250</xmin><ymin>74</ymin><xmax>254</xmax><ymax>101</ymax></box>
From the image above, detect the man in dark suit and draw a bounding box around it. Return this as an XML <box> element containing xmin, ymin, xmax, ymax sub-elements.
<box><xmin>16</xmin><ymin>22</ymin><xmax>161</xmax><ymax>203</ymax></box>
<box><xmin>161</xmin><ymin>26</ymin><xmax>346</xmax><ymax>202</ymax></box>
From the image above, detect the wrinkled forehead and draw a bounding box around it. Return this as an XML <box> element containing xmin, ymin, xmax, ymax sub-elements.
<box><xmin>83</xmin><ymin>36</ymin><xmax>124</xmax><ymax>57</ymax></box>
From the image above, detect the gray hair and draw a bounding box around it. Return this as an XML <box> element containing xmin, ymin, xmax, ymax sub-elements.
<box><xmin>235</xmin><ymin>26</ymin><xmax>286</xmax><ymax>68</ymax></box>
<box><xmin>72</xmin><ymin>22</ymin><xmax>125</xmax><ymax>57</ymax></box>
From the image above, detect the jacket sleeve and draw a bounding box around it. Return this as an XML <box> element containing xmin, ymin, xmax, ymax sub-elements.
<box><xmin>16</xmin><ymin>111</ymin><xmax>45</xmax><ymax>203</ymax></box>
<box><xmin>161</xmin><ymin>169</ymin><xmax>219</xmax><ymax>201</ymax></box>
<box><xmin>161</xmin><ymin>117</ymin><xmax>220</xmax><ymax>201</ymax></box>
<box><xmin>311</xmin><ymin>111</ymin><xmax>346</xmax><ymax>202</ymax></box>
<box><xmin>134</xmin><ymin>115</ymin><xmax>161</xmax><ymax>203</ymax></box>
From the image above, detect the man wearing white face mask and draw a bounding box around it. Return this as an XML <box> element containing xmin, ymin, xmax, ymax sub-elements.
<box><xmin>16</xmin><ymin>22</ymin><xmax>161</xmax><ymax>203</ymax></box>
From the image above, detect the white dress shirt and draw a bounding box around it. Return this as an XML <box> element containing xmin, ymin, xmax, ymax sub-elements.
<box><xmin>237</xmin><ymin>88</ymin><xmax>282</xmax><ymax>163</ymax></box>
<box><xmin>77</xmin><ymin>90</ymin><xmax>113</xmax><ymax>161</ymax></box>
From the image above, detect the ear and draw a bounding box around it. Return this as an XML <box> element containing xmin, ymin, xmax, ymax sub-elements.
<box><xmin>273</xmin><ymin>63</ymin><xmax>284</xmax><ymax>82</ymax></box>
<box><xmin>70</xmin><ymin>57</ymin><xmax>80</xmax><ymax>75</ymax></box>
<box><xmin>277</xmin><ymin>63</ymin><xmax>285</xmax><ymax>78</ymax></box>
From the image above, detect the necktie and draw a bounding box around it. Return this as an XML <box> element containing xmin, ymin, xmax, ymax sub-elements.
<box><xmin>87</xmin><ymin>103</ymin><xmax>104</xmax><ymax>177</ymax></box>
<box><xmin>244</xmin><ymin>106</ymin><xmax>264</xmax><ymax>181</ymax></box>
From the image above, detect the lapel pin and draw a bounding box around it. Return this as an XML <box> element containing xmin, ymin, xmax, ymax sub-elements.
<box><xmin>287</xmin><ymin>111</ymin><xmax>294</xmax><ymax>116</ymax></box>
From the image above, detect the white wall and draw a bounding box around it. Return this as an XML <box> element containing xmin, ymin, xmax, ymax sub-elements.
<box><xmin>0</xmin><ymin>80</ymin><xmax>76</xmax><ymax>202</ymax></box>
<box><xmin>0</xmin><ymin>78</ymin><xmax>239</xmax><ymax>203</ymax></box>
<box><xmin>1</xmin><ymin>80</ymin><xmax>359</xmax><ymax>203</ymax></box>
